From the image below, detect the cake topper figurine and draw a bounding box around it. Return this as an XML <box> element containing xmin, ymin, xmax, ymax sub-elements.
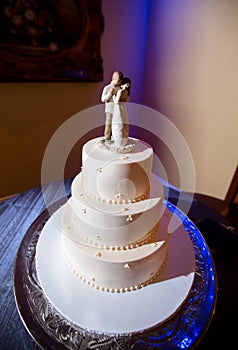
<box><xmin>100</xmin><ymin>71</ymin><xmax>133</xmax><ymax>153</ymax></box>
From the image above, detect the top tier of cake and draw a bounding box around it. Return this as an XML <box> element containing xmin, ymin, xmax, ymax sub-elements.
<box><xmin>81</xmin><ymin>138</ymin><xmax>153</xmax><ymax>204</ymax></box>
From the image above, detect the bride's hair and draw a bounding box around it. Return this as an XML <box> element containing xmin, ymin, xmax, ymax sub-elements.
<box><xmin>122</xmin><ymin>77</ymin><xmax>131</xmax><ymax>95</ymax></box>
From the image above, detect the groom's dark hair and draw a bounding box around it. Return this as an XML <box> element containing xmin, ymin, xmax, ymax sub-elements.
<box><xmin>114</xmin><ymin>70</ymin><xmax>124</xmax><ymax>85</ymax></box>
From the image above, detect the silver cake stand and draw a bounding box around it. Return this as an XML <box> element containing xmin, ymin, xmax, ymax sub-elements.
<box><xmin>14</xmin><ymin>198</ymin><xmax>217</xmax><ymax>349</ymax></box>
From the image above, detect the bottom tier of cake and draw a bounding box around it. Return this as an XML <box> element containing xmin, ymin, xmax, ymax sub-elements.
<box><xmin>61</xmin><ymin>233</ymin><xmax>169</xmax><ymax>293</ymax></box>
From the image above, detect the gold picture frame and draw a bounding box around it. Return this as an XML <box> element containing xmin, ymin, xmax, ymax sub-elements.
<box><xmin>0</xmin><ymin>0</ymin><xmax>104</xmax><ymax>81</ymax></box>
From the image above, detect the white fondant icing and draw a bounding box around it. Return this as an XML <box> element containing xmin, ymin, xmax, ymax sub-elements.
<box><xmin>63</xmin><ymin>203</ymin><xmax>160</xmax><ymax>250</ymax></box>
<box><xmin>81</xmin><ymin>138</ymin><xmax>153</xmax><ymax>203</ymax></box>
<box><xmin>69</xmin><ymin>174</ymin><xmax>163</xmax><ymax>246</ymax></box>
<box><xmin>67</xmin><ymin>174</ymin><xmax>164</xmax><ymax>247</ymax></box>
<box><xmin>61</xmin><ymin>234</ymin><xmax>169</xmax><ymax>291</ymax></box>
<box><xmin>61</xmin><ymin>137</ymin><xmax>169</xmax><ymax>293</ymax></box>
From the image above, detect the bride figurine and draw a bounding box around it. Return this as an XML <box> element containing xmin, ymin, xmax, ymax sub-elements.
<box><xmin>112</xmin><ymin>77</ymin><xmax>131</xmax><ymax>147</ymax></box>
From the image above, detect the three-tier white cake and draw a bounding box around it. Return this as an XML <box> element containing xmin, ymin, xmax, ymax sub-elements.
<box><xmin>61</xmin><ymin>137</ymin><xmax>170</xmax><ymax>293</ymax></box>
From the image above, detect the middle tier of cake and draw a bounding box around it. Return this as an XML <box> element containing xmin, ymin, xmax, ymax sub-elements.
<box><xmin>67</xmin><ymin>172</ymin><xmax>164</xmax><ymax>248</ymax></box>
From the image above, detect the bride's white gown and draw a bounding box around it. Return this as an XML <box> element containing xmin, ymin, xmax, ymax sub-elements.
<box><xmin>112</xmin><ymin>89</ymin><xmax>129</xmax><ymax>146</ymax></box>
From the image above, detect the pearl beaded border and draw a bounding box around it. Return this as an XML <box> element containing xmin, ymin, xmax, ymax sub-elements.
<box><xmin>69</xmin><ymin>217</ymin><xmax>160</xmax><ymax>250</ymax></box>
<box><xmin>83</xmin><ymin>186</ymin><xmax>150</xmax><ymax>205</ymax></box>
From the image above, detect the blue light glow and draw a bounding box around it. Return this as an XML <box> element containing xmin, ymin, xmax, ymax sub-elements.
<box><xmin>178</xmin><ymin>337</ymin><xmax>193</xmax><ymax>348</ymax></box>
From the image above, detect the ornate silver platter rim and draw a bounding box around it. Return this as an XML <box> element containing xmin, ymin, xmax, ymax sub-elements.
<box><xmin>13</xmin><ymin>198</ymin><xmax>217</xmax><ymax>350</ymax></box>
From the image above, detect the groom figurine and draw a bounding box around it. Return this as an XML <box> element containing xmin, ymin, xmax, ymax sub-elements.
<box><xmin>101</xmin><ymin>70</ymin><xmax>123</xmax><ymax>143</ymax></box>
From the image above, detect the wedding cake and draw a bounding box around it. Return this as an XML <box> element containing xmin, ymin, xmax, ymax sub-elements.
<box><xmin>61</xmin><ymin>137</ymin><xmax>170</xmax><ymax>293</ymax></box>
<box><xmin>32</xmin><ymin>70</ymin><xmax>198</xmax><ymax>337</ymax></box>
